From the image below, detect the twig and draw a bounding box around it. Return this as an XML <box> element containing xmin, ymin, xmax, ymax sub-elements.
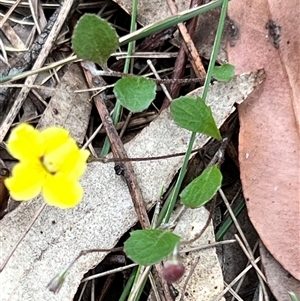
<box><xmin>180</xmin><ymin>239</ymin><xmax>236</xmax><ymax>254</ymax></box>
<box><xmin>147</xmin><ymin>59</ymin><xmax>172</xmax><ymax>102</ymax></box>
<box><xmin>234</xmin><ymin>235</ymin><xmax>266</xmax><ymax>282</ymax></box>
<box><xmin>166</xmin><ymin>0</ymin><xmax>206</xmax><ymax>79</ymax></box>
<box><xmin>81</xmin><ymin>263</ymin><xmax>138</xmax><ymax>283</ymax></box>
<box><xmin>230</xmin><ymin>240</ymin><xmax>259</xmax><ymax>301</ymax></box>
<box><xmin>180</xmin><ymin>257</ymin><xmax>200</xmax><ymax>301</ymax></box>
<box><xmin>219</xmin><ymin>188</ymin><xmax>269</xmax><ymax>301</ymax></box>
<box><xmin>92</xmin><ymin>86</ymin><xmax>151</xmax><ymax>229</ymax></box>
<box><xmin>87</xmin><ymin>146</ymin><xmax>206</xmax><ymax>163</ymax></box>
<box><xmin>83</xmin><ymin>63</ymin><xmax>175</xmax><ymax>301</ymax></box>
<box><xmin>225</xmin><ymin>282</ymin><xmax>244</xmax><ymax>301</ymax></box>
<box><xmin>162</xmin><ymin>0</ymin><xmax>206</xmax><ymax>109</ymax></box>
<box><xmin>0</xmin><ymin>202</ymin><xmax>46</xmax><ymax>272</ymax></box>
<box><xmin>213</xmin><ymin>257</ymin><xmax>261</xmax><ymax>301</ymax></box>
<box><xmin>81</xmin><ymin>60</ymin><xmax>205</xmax><ymax>85</ymax></box>
<box><xmin>0</xmin><ymin>6</ymin><xmax>60</xmax><ymax>113</ymax></box>
<box><xmin>82</xmin><ymin>60</ymin><xmax>151</xmax><ymax>245</ymax></box>
<box><xmin>0</xmin><ymin>0</ymin><xmax>23</xmax><ymax>29</ymax></box>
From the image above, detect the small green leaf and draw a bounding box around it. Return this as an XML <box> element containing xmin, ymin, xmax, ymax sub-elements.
<box><xmin>170</xmin><ymin>96</ymin><xmax>221</xmax><ymax>140</ymax></box>
<box><xmin>180</xmin><ymin>165</ymin><xmax>222</xmax><ymax>208</ymax></box>
<box><xmin>211</xmin><ymin>64</ymin><xmax>235</xmax><ymax>82</ymax></box>
<box><xmin>113</xmin><ymin>76</ymin><xmax>156</xmax><ymax>112</ymax></box>
<box><xmin>124</xmin><ymin>229</ymin><xmax>180</xmax><ymax>265</ymax></box>
<box><xmin>72</xmin><ymin>14</ymin><xmax>119</xmax><ymax>65</ymax></box>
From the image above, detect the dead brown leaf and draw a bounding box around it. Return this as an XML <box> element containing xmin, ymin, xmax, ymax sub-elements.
<box><xmin>227</xmin><ymin>0</ymin><xmax>300</xmax><ymax>283</ymax></box>
<box><xmin>260</xmin><ymin>241</ymin><xmax>300</xmax><ymax>301</ymax></box>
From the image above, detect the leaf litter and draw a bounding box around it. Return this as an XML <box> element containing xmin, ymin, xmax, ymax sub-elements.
<box><xmin>0</xmin><ymin>71</ymin><xmax>263</xmax><ymax>301</ymax></box>
<box><xmin>0</xmin><ymin>1</ymin><xmax>269</xmax><ymax>300</ymax></box>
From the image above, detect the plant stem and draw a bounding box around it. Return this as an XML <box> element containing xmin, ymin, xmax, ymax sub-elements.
<box><xmin>119</xmin><ymin>0</ymin><xmax>224</xmax><ymax>46</ymax></box>
<box><xmin>163</xmin><ymin>0</ymin><xmax>229</xmax><ymax>224</ymax></box>
<box><xmin>100</xmin><ymin>0</ymin><xmax>138</xmax><ymax>156</ymax></box>
<box><xmin>118</xmin><ymin>266</ymin><xmax>138</xmax><ymax>301</ymax></box>
<box><xmin>164</xmin><ymin>131</ymin><xmax>196</xmax><ymax>223</ymax></box>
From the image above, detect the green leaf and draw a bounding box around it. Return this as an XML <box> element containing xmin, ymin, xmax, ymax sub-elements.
<box><xmin>113</xmin><ymin>76</ymin><xmax>156</xmax><ymax>112</ymax></box>
<box><xmin>170</xmin><ymin>96</ymin><xmax>221</xmax><ymax>140</ymax></box>
<box><xmin>180</xmin><ymin>165</ymin><xmax>222</xmax><ymax>208</ymax></box>
<box><xmin>124</xmin><ymin>229</ymin><xmax>180</xmax><ymax>265</ymax></box>
<box><xmin>211</xmin><ymin>64</ymin><xmax>235</xmax><ymax>82</ymax></box>
<box><xmin>72</xmin><ymin>14</ymin><xmax>119</xmax><ymax>65</ymax></box>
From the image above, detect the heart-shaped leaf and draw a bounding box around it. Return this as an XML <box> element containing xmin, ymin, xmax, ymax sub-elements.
<box><xmin>72</xmin><ymin>14</ymin><xmax>119</xmax><ymax>66</ymax></box>
<box><xmin>124</xmin><ymin>229</ymin><xmax>180</xmax><ymax>265</ymax></box>
<box><xmin>113</xmin><ymin>76</ymin><xmax>156</xmax><ymax>112</ymax></box>
<box><xmin>170</xmin><ymin>96</ymin><xmax>221</xmax><ymax>140</ymax></box>
<box><xmin>180</xmin><ymin>165</ymin><xmax>222</xmax><ymax>208</ymax></box>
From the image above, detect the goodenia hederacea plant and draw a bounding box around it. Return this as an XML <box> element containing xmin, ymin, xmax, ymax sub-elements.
<box><xmin>69</xmin><ymin>0</ymin><xmax>228</xmax><ymax>271</ymax></box>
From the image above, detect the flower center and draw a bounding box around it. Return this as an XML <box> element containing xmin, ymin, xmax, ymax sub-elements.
<box><xmin>40</xmin><ymin>156</ymin><xmax>56</xmax><ymax>175</ymax></box>
<box><xmin>42</xmin><ymin>138</ymin><xmax>77</xmax><ymax>175</ymax></box>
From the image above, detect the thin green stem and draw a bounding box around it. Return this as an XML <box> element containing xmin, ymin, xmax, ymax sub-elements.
<box><xmin>164</xmin><ymin>132</ymin><xmax>196</xmax><ymax>223</ymax></box>
<box><xmin>118</xmin><ymin>266</ymin><xmax>138</xmax><ymax>301</ymax></box>
<box><xmin>201</xmin><ymin>0</ymin><xmax>228</xmax><ymax>100</ymax></box>
<box><xmin>162</xmin><ymin>0</ymin><xmax>228</xmax><ymax>224</ymax></box>
<box><xmin>100</xmin><ymin>0</ymin><xmax>138</xmax><ymax>156</ymax></box>
<box><xmin>128</xmin><ymin>264</ymin><xmax>143</xmax><ymax>300</ymax></box>
<box><xmin>119</xmin><ymin>0</ymin><xmax>224</xmax><ymax>46</ymax></box>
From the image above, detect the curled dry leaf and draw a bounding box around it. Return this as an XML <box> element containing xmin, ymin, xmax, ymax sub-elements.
<box><xmin>228</xmin><ymin>0</ymin><xmax>300</xmax><ymax>281</ymax></box>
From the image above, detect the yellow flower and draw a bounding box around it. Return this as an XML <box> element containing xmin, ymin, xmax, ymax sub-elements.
<box><xmin>5</xmin><ymin>123</ymin><xmax>90</xmax><ymax>209</ymax></box>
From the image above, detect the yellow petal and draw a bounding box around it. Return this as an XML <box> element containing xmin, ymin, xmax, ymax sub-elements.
<box><xmin>6</xmin><ymin>123</ymin><xmax>44</xmax><ymax>161</ymax></box>
<box><xmin>41</xmin><ymin>127</ymin><xmax>70</xmax><ymax>155</ymax></box>
<box><xmin>42</xmin><ymin>174</ymin><xmax>83</xmax><ymax>209</ymax></box>
<box><xmin>71</xmin><ymin>149</ymin><xmax>90</xmax><ymax>178</ymax></box>
<box><xmin>4</xmin><ymin>161</ymin><xmax>45</xmax><ymax>201</ymax></box>
<box><xmin>60</xmin><ymin>148</ymin><xmax>90</xmax><ymax>180</ymax></box>
<box><xmin>44</xmin><ymin>136</ymin><xmax>89</xmax><ymax>179</ymax></box>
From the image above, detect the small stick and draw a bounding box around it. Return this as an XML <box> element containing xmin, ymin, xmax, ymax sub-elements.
<box><xmin>219</xmin><ymin>189</ymin><xmax>269</xmax><ymax>301</ymax></box>
<box><xmin>180</xmin><ymin>257</ymin><xmax>200</xmax><ymax>301</ymax></box>
<box><xmin>81</xmin><ymin>263</ymin><xmax>138</xmax><ymax>283</ymax></box>
<box><xmin>0</xmin><ymin>202</ymin><xmax>47</xmax><ymax>272</ymax></box>
<box><xmin>166</xmin><ymin>0</ymin><xmax>206</xmax><ymax>78</ymax></box>
<box><xmin>87</xmin><ymin>146</ymin><xmax>204</xmax><ymax>164</ymax></box>
<box><xmin>234</xmin><ymin>235</ymin><xmax>266</xmax><ymax>282</ymax></box>
<box><xmin>147</xmin><ymin>59</ymin><xmax>172</xmax><ymax>101</ymax></box>
<box><xmin>213</xmin><ymin>257</ymin><xmax>261</xmax><ymax>301</ymax></box>
<box><xmin>81</xmin><ymin>60</ymin><xmax>205</xmax><ymax>85</ymax></box>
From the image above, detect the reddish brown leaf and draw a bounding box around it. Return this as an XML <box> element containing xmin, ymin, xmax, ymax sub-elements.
<box><xmin>227</xmin><ymin>0</ymin><xmax>300</xmax><ymax>281</ymax></box>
